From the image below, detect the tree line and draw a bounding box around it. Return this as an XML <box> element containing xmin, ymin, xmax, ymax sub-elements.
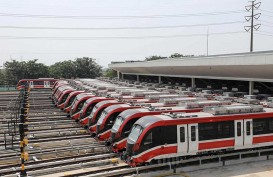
<box><xmin>0</xmin><ymin>53</ymin><xmax>194</xmax><ymax>85</ymax></box>
<box><xmin>0</xmin><ymin>57</ymin><xmax>102</xmax><ymax>85</ymax></box>
<box><xmin>145</xmin><ymin>53</ymin><xmax>194</xmax><ymax>61</ymax></box>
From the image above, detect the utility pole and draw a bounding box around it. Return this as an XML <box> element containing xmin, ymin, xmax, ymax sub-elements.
<box><xmin>244</xmin><ymin>0</ymin><xmax>261</xmax><ymax>52</ymax></box>
<box><xmin>206</xmin><ymin>27</ymin><xmax>209</xmax><ymax>56</ymax></box>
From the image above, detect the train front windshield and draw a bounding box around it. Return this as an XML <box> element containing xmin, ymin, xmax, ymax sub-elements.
<box><xmin>97</xmin><ymin>110</ymin><xmax>108</xmax><ymax>125</ymax></box>
<box><xmin>89</xmin><ymin>105</ymin><xmax>98</xmax><ymax>118</ymax></box>
<box><xmin>128</xmin><ymin>124</ymin><xmax>143</xmax><ymax>143</ymax></box>
<box><xmin>80</xmin><ymin>102</ymin><xmax>88</xmax><ymax>113</ymax></box>
<box><xmin>67</xmin><ymin>96</ymin><xmax>76</xmax><ymax>107</ymax></box>
<box><xmin>112</xmin><ymin>116</ymin><xmax>124</xmax><ymax>133</ymax></box>
<box><xmin>71</xmin><ymin>98</ymin><xmax>78</xmax><ymax>110</ymax></box>
<box><xmin>59</xmin><ymin>93</ymin><xmax>69</xmax><ymax>104</ymax></box>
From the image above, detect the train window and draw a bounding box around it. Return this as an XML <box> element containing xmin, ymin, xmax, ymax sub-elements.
<box><xmin>34</xmin><ymin>81</ymin><xmax>44</xmax><ymax>85</ymax></box>
<box><xmin>246</xmin><ymin>121</ymin><xmax>251</xmax><ymax>136</ymax></box>
<box><xmin>50</xmin><ymin>81</ymin><xmax>55</xmax><ymax>85</ymax></box>
<box><xmin>164</xmin><ymin>126</ymin><xmax>177</xmax><ymax>144</ymax></box>
<box><xmin>199</xmin><ymin>123</ymin><xmax>214</xmax><ymax>140</ymax></box>
<box><xmin>253</xmin><ymin>118</ymin><xmax>273</xmax><ymax>135</ymax></box>
<box><xmin>144</xmin><ymin>132</ymin><xmax>152</xmax><ymax>145</ymax></box>
<box><xmin>237</xmin><ymin>122</ymin><xmax>241</xmax><ymax>136</ymax></box>
<box><xmin>123</xmin><ymin>119</ymin><xmax>138</xmax><ymax>137</ymax></box>
<box><xmin>253</xmin><ymin>120</ymin><xmax>266</xmax><ymax>135</ymax></box>
<box><xmin>191</xmin><ymin>126</ymin><xmax>196</xmax><ymax>141</ymax></box>
<box><xmin>269</xmin><ymin>120</ymin><xmax>273</xmax><ymax>131</ymax></box>
<box><xmin>19</xmin><ymin>81</ymin><xmax>27</xmax><ymax>86</ymax></box>
<box><xmin>218</xmin><ymin>121</ymin><xmax>234</xmax><ymax>138</ymax></box>
<box><xmin>180</xmin><ymin>127</ymin><xmax>185</xmax><ymax>142</ymax></box>
<box><xmin>199</xmin><ymin>121</ymin><xmax>234</xmax><ymax>141</ymax></box>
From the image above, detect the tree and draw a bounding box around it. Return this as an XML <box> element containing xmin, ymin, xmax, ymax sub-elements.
<box><xmin>145</xmin><ymin>55</ymin><xmax>167</xmax><ymax>61</ymax></box>
<box><xmin>170</xmin><ymin>53</ymin><xmax>184</xmax><ymax>58</ymax></box>
<box><xmin>74</xmin><ymin>57</ymin><xmax>102</xmax><ymax>78</ymax></box>
<box><xmin>4</xmin><ymin>59</ymin><xmax>49</xmax><ymax>84</ymax></box>
<box><xmin>0</xmin><ymin>69</ymin><xmax>5</xmax><ymax>85</ymax></box>
<box><xmin>104</xmin><ymin>68</ymin><xmax>117</xmax><ymax>78</ymax></box>
<box><xmin>49</xmin><ymin>57</ymin><xmax>102</xmax><ymax>79</ymax></box>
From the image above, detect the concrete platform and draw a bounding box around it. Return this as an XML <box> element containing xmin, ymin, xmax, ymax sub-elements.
<box><xmin>185</xmin><ymin>159</ymin><xmax>273</xmax><ymax>177</ymax></box>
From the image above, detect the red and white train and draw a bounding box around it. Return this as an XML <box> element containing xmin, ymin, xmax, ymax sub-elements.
<box><xmin>17</xmin><ymin>78</ymin><xmax>57</xmax><ymax>90</ymax></box>
<box><xmin>109</xmin><ymin>100</ymin><xmax>232</xmax><ymax>152</ymax></box>
<box><xmin>124</xmin><ymin>104</ymin><xmax>273</xmax><ymax>166</ymax></box>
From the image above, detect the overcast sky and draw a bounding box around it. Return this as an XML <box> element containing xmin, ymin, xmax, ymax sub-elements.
<box><xmin>0</xmin><ymin>0</ymin><xmax>272</xmax><ymax>68</ymax></box>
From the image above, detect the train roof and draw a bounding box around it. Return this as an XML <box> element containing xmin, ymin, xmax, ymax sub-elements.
<box><xmin>68</xmin><ymin>90</ymin><xmax>85</xmax><ymax>96</ymax></box>
<box><xmin>85</xmin><ymin>97</ymin><xmax>110</xmax><ymax>104</ymax></box>
<box><xmin>75</xmin><ymin>93</ymin><xmax>95</xmax><ymax>100</ymax></box>
<box><xmin>104</xmin><ymin>104</ymin><xmax>134</xmax><ymax>113</ymax></box>
<box><xmin>58</xmin><ymin>85</ymin><xmax>73</xmax><ymax>91</ymax></box>
<box><xmin>95</xmin><ymin>100</ymin><xmax>120</xmax><ymax>108</ymax></box>
<box><xmin>19</xmin><ymin>78</ymin><xmax>57</xmax><ymax>81</ymax></box>
<box><xmin>134</xmin><ymin>105</ymin><xmax>273</xmax><ymax>129</ymax></box>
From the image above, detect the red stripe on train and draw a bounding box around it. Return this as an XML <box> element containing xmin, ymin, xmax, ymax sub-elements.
<box><xmin>253</xmin><ymin>135</ymin><xmax>273</xmax><ymax>144</ymax></box>
<box><xmin>199</xmin><ymin>139</ymin><xmax>235</xmax><ymax>150</ymax></box>
<box><xmin>133</xmin><ymin>146</ymin><xmax>177</xmax><ymax>164</ymax></box>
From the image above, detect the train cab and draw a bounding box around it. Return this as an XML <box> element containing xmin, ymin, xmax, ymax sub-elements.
<box><xmin>72</xmin><ymin>97</ymin><xmax>114</xmax><ymax>121</ymax></box>
<box><xmin>86</xmin><ymin>100</ymin><xmax>126</xmax><ymax>130</ymax></box>
<box><xmin>124</xmin><ymin>104</ymin><xmax>273</xmax><ymax>167</ymax></box>
<box><xmin>63</xmin><ymin>91</ymin><xmax>85</xmax><ymax>112</ymax></box>
<box><xmin>95</xmin><ymin>104</ymin><xmax>141</xmax><ymax>140</ymax></box>
<box><xmin>53</xmin><ymin>85</ymin><xmax>74</xmax><ymax>105</ymax></box>
<box><xmin>56</xmin><ymin>88</ymin><xmax>76</xmax><ymax>108</ymax></box>
<box><xmin>109</xmin><ymin>105</ymin><xmax>208</xmax><ymax>152</ymax></box>
<box><xmin>69</xmin><ymin>93</ymin><xmax>96</xmax><ymax>118</ymax></box>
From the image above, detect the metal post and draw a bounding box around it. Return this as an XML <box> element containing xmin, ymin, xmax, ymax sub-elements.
<box><xmin>19</xmin><ymin>123</ymin><xmax>27</xmax><ymax>177</ymax></box>
<box><xmin>158</xmin><ymin>76</ymin><xmax>162</xmax><ymax>84</ymax></box>
<box><xmin>249</xmin><ymin>81</ymin><xmax>254</xmax><ymax>95</ymax></box>
<box><xmin>117</xmin><ymin>71</ymin><xmax>120</xmax><ymax>80</ymax></box>
<box><xmin>244</xmin><ymin>1</ymin><xmax>261</xmax><ymax>52</ymax></box>
<box><xmin>191</xmin><ymin>78</ymin><xmax>195</xmax><ymax>88</ymax></box>
<box><xmin>136</xmin><ymin>75</ymin><xmax>140</xmax><ymax>82</ymax></box>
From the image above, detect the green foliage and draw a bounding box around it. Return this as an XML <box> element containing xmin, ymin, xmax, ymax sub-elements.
<box><xmin>2</xmin><ymin>57</ymin><xmax>102</xmax><ymax>85</ymax></box>
<box><xmin>49</xmin><ymin>57</ymin><xmax>102</xmax><ymax>79</ymax></box>
<box><xmin>0</xmin><ymin>69</ymin><xmax>5</xmax><ymax>85</ymax></box>
<box><xmin>145</xmin><ymin>55</ymin><xmax>167</xmax><ymax>61</ymax></box>
<box><xmin>104</xmin><ymin>68</ymin><xmax>117</xmax><ymax>78</ymax></box>
<box><xmin>4</xmin><ymin>59</ymin><xmax>49</xmax><ymax>84</ymax></box>
<box><xmin>170</xmin><ymin>53</ymin><xmax>184</xmax><ymax>58</ymax></box>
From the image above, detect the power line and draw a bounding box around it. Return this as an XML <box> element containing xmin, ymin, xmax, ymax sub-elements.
<box><xmin>0</xmin><ymin>31</ymin><xmax>245</xmax><ymax>40</ymax></box>
<box><xmin>256</xmin><ymin>32</ymin><xmax>273</xmax><ymax>37</ymax></box>
<box><xmin>259</xmin><ymin>30</ymin><xmax>273</xmax><ymax>35</ymax></box>
<box><xmin>263</xmin><ymin>24</ymin><xmax>273</xmax><ymax>27</ymax></box>
<box><xmin>263</xmin><ymin>14</ymin><xmax>273</xmax><ymax>18</ymax></box>
<box><xmin>0</xmin><ymin>21</ymin><xmax>245</xmax><ymax>30</ymax></box>
<box><xmin>0</xmin><ymin>10</ymin><xmax>245</xmax><ymax>19</ymax></box>
<box><xmin>260</xmin><ymin>9</ymin><xmax>273</xmax><ymax>14</ymax></box>
<box><xmin>260</xmin><ymin>20</ymin><xmax>273</xmax><ymax>25</ymax></box>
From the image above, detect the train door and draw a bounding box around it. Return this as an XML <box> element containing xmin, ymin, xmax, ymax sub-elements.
<box><xmin>243</xmin><ymin>119</ymin><xmax>253</xmax><ymax>147</ymax></box>
<box><xmin>177</xmin><ymin>125</ymin><xmax>188</xmax><ymax>154</ymax></box>
<box><xmin>234</xmin><ymin>120</ymin><xmax>244</xmax><ymax>149</ymax></box>
<box><xmin>188</xmin><ymin>123</ymin><xmax>198</xmax><ymax>154</ymax></box>
<box><xmin>29</xmin><ymin>81</ymin><xmax>34</xmax><ymax>88</ymax></box>
<box><xmin>44</xmin><ymin>81</ymin><xmax>50</xmax><ymax>88</ymax></box>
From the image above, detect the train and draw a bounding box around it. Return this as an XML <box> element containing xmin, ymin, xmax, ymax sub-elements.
<box><xmin>17</xmin><ymin>78</ymin><xmax>57</xmax><ymax>90</ymax></box>
<box><xmin>123</xmin><ymin>104</ymin><xmax>273</xmax><ymax>166</ymax></box>
<box><xmin>108</xmin><ymin>100</ymin><xmax>232</xmax><ymax>152</ymax></box>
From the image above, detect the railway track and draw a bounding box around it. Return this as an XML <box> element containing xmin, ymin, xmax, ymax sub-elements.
<box><xmin>0</xmin><ymin>90</ymin><xmax>117</xmax><ymax>177</ymax></box>
<box><xmin>2</xmin><ymin>88</ymin><xmax>273</xmax><ymax>177</ymax></box>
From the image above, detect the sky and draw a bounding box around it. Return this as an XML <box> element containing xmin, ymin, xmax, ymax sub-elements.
<box><xmin>0</xmin><ymin>0</ymin><xmax>272</xmax><ymax>68</ymax></box>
